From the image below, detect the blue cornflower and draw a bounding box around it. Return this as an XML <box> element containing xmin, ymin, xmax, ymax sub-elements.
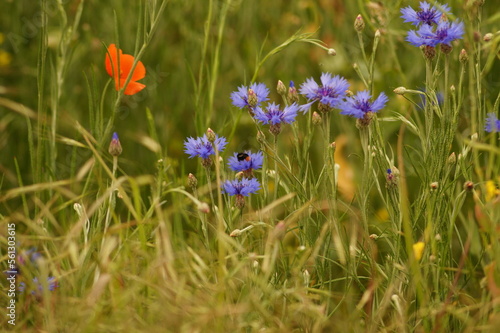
<box><xmin>254</xmin><ymin>102</ymin><xmax>300</xmax><ymax>125</ymax></box>
<box><xmin>184</xmin><ymin>134</ymin><xmax>228</xmax><ymax>159</ymax></box>
<box><xmin>299</xmin><ymin>73</ymin><xmax>349</xmax><ymax>113</ymax></box>
<box><xmin>231</xmin><ymin>82</ymin><xmax>270</xmax><ymax>109</ymax></box>
<box><xmin>109</xmin><ymin>132</ymin><xmax>122</xmax><ymax>156</ymax></box>
<box><xmin>222</xmin><ymin>178</ymin><xmax>261</xmax><ymax>197</ymax></box>
<box><xmin>228</xmin><ymin>151</ymin><xmax>264</xmax><ymax>177</ymax></box>
<box><xmin>401</xmin><ymin>1</ymin><xmax>450</xmax><ymax>26</ymax></box>
<box><xmin>18</xmin><ymin>248</ymin><xmax>42</xmax><ymax>266</ymax></box>
<box><xmin>485</xmin><ymin>113</ymin><xmax>500</xmax><ymax>133</ymax></box>
<box><xmin>339</xmin><ymin>90</ymin><xmax>388</xmax><ymax>119</ymax></box>
<box><xmin>19</xmin><ymin>277</ymin><xmax>58</xmax><ymax>295</ymax></box>
<box><xmin>254</xmin><ymin>102</ymin><xmax>300</xmax><ymax>136</ymax></box>
<box><xmin>407</xmin><ymin>19</ymin><xmax>464</xmax><ymax>47</ymax></box>
<box><xmin>288</xmin><ymin>81</ymin><xmax>299</xmax><ymax>103</ymax></box>
<box><xmin>222</xmin><ymin>177</ymin><xmax>260</xmax><ymax>209</ymax></box>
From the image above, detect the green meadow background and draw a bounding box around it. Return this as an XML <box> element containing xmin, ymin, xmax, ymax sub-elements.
<box><xmin>1</xmin><ymin>0</ymin><xmax>500</xmax><ymax>331</ymax></box>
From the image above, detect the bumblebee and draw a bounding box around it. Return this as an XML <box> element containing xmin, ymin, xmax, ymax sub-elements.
<box><xmin>237</xmin><ymin>153</ymin><xmax>251</xmax><ymax>162</ymax></box>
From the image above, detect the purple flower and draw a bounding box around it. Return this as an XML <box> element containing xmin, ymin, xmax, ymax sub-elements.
<box><xmin>485</xmin><ymin>113</ymin><xmax>500</xmax><ymax>133</ymax></box>
<box><xmin>18</xmin><ymin>248</ymin><xmax>42</xmax><ymax>266</ymax></box>
<box><xmin>228</xmin><ymin>151</ymin><xmax>264</xmax><ymax>172</ymax></box>
<box><xmin>19</xmin><ymin>277</ymin><xmax>58</xmax><ymax>295</ymax></box>
<box><xmin>184</xmin><ymin>134</ymin><xmax>228</xmax><ymax>159</ymax></box>
<box><xmin>401</xmin><ymin>1</ymin><xmax>450</xmax><ymax>26</ymax></box>
<box><xmin>231</xmin><ymin>82</ymin><xmax>270</xmax><ymax>109</ymax></box>
<box><xmin>253</xmin><ymin>102</ymin><xmax>300</xmax><ymax>125</ymax></box>
<box><xmin>222</xmin><ymin>178</ymin><xmax>261</xmax><ymax>197</ymax></box>
<box><xmin>339</xmin><ymin>91</ymin><xmax>388</xmax><ymax>119</ymax></box>
<box><xmin>299</xmin><ymin>73</ymin><xmax>349</xmax><ymax>112</ymax></box>
<box><xmin>407</xmin><ymin>19</ymin><xmax>464</xmax><ymax>47</ymax></box>
<box><xmin>254</xmin><ymin>102</ymin><xmax>300</xmax><ymax>136</ymax></box>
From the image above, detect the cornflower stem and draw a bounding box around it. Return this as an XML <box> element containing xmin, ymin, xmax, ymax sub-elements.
<box><xmin>205</xmin><ymin>166</ymin><xmax>216</xmax><ymax>217</ymax></box>
<box><xmin>273</xmin><ymin>135</ymin><xmax>279</xmax><ymax>204</ymax></box>
<box><xmin>369</xmin><ymin>30</ymin><xmax>380</xmax><ymax>93</ymax></box>
<box><xmin>357</xmin><ymin>31</ymin><xmax>369</xmax><ymax>73</ymax></box>
<box><xmin>102</xmin><ymin>155</ymin><xmax>118</xmax><ymax>248</ymax></box>
<box><xmin>424</xmin><ymin>58</ymin><xmax>434</xmax><ymax>152</ymax></box>
<box><xmin>213</xmin><ymin>145</ymin><xmax>227</xmax><ymax>280</ymax></box>
<box><xmin>322</xmin><ymin>113</ymin><xmax>341</xmax><ymax>264</ymax></box>
<box><xmin>261</xmin><ymin>141</ymin><xmax>269</xmax><ymax>202</ymax></box>
<box><xmin>359</xmin><ymin>125</ymin><xmax>371</xmax><ymax>232</ymax></box>
<box><xmin>443</xmin><ymin>55</ymin><xmax>450</xmax><ymax>119</ymax></box>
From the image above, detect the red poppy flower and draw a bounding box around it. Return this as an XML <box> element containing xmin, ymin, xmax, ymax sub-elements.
<box><xmin>105</xmin><ymin>44</ymin><xmax>146</xmax><ymax>95</ymax></box>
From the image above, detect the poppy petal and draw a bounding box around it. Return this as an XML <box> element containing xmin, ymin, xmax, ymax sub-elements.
<box><xmin>117</xmin><ymin>54</ymin><xmax>146</xmax><ymax>82</ymax></box>
<box><xmin>120</xmin><ymin>79</ymin><xmax>146</xmax><ymax>95</ymax></box>
<box><xmin>131</xmin><ymin>61</ymin><xmax>146</xmax><ymax>81</ymax></box>
<box><xmin>105</xmin><ymin>44</ymin><xmax>122</xmax><ymax>80</ymax></box>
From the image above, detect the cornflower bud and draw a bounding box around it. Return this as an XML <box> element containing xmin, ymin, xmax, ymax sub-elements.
<box><xmin>312</xmin><ymin>111</ymin><xmax>322</xmax><ymax>125</ymax></box>
<box><xmin>270</xmin><ymin>124</ymin><xmax>282</xmax><ymax>137</ymax></box>
<box><xmin>459</xmin><ymin>49</ymin><xmax>469</xmax><ymax>64</ymax></box>
<box><xmin>108</xmin><ymin>132</ymin><xmax>123</xmax><ymax>156</ymax></box>
<box><xmin>247</xmin><ymin>89</ymin><xmax>258</xmax><ymax>107</ymax></box>
<box><xmin>393</xmin><ymin>87</ymin><xmax>408</xmax><ymax>95</ymax></box>
<box><xmin>288</xmin><ymin>81</ymin><xmax>299</xmax><ymax>104</ymax></box>
<box><xmin>187</xmin><ymin>173</ymin><xmax>198</xmax><ymax>189</ymax></box>
<box><xmin>230</xmin><ymin>229</ymin><xmax>242</xmax><ymax>237</ymax></box>
<box><xmin>463</xmin><ymin>181</ymin><xmax>474</xmax><ymax>191</ymax></box>
<box><xmin>235</xmin><ymin>194</ymin><xmax>245</xmax><ymax>210</ymax></box>
<box><xmin>483</xmin><ymin>33</ymin><xmax>493</xmax><ymax>42</ymax></box>
<box><xmin>327</xmin><ymin>48</ymin><xmax>336</xmax><ymax>56</ymax></box>
<box><xmin>356</xmin><ymin>111</ymin><xmax>375</xmax><ymax>128</ymax></box>
<box><xmin>440</xmin><ymin>44</ymin><xmax>452</xmax><ymax>55</ymax></box>
<box><xmin>422</xmin><ymin>45</ymin><xmax>436</xmax><ymax>60</ymax></box>
<box><xmin>277</xmin><ymin>80</ymin><xmax>287</xmax><ymax>96</ymax></box>
<box><xmin>447</xmin><ymin>152</ymin><xmax>456</xmax><ymax>165</ymax></box>
<box><xmin>197</xmin><ymin>202</ymin><xmax>210</xmax><ymax>214</ymax></box>
<box><xmin>354</xmin><ymin>14</ymin><xmax>365</xmax><ymax>32</ymax></box>
<box><xmin>206</xmin><ymin>128</ymin><xmax>216</xmax><ymax>143</ymax></box>
<box><xmin>386</xmin><ymin>168</ymin><xmax>399</xmax><ymax>188</ymax></box>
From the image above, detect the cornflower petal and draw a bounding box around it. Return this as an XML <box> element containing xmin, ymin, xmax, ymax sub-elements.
<box><xmin>230</xmin><ymin>83</ymin><xmax>270</xmax><ymax>109</ymax></box>
<box><xmin>401</xmin><ymin>1</ymin><xmax>450</xmax><ymax>26</ymax></box>
<box><xmin>253</xmin><ymin>102</ymin><xmax>299</xmax><ymax>125</ymax></box>
<box><xmin>299</xmin><ymin>73</ymin><xmax>349</xmax><ymax>113</ymax></box>
<box><xmin>222</xmin><ymin>178</ymin><xmax>261</xmax><ymax>197</ymax></box>
<box><xmin>183</xmin><ymin>134</ymin><xmax>227</xmax><ymax>159</ymax></box>
<box><xmin>339</xmin><ymin>91</ymin><xmax>388</xmax><ymax>119</ymax></box>
<box><xmin>485</xmin><ymin>113</ymin><xmax>500</xmax><ymax>133</ymax></box>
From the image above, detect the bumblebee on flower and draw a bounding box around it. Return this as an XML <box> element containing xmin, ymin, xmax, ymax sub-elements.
<box><xmin>228</xmin><ymin>151</ymin><xmax>264</xmax><ymax>178</ymax></box>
